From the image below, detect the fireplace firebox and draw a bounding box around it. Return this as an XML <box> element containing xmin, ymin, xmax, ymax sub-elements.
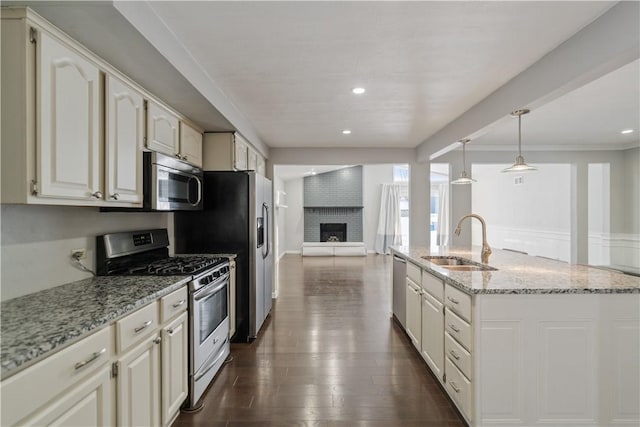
<box><xmin>320</xmin><ymin>223</ymin><xmax>347</xmax><ymax>242</ymax></box>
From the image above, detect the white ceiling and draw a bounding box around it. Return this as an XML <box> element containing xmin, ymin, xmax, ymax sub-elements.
<box><xmin>468</xmin><ymin>59</ymin><xmax>640</xmax><ymax>151</ymax></box>
<box><xmin>146</xmin><ymin>1</ymin><xmax>615</xmax><ymax>149</ymax></box>
<box><xmin>17</xmin><ymin>1</ymin><xmax>634</xmax><ymax>156</ymax></box>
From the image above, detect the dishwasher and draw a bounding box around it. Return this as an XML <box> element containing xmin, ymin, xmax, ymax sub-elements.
<box><xmin>392</xmin><ymin>255</ymin><xmax>407</xmax><ymax>328</ymax></box>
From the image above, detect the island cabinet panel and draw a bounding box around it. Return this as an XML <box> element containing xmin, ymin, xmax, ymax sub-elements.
<box><xmin>475</xmin><ymin>293</ymin><xmax>640</xmax><ymax>427</ymax></box>
<box><xmin>421</xmin><ymin>290</ymin><xmax>444</xmax><ymax>381</ymax></box>
<box><xmin>405</xmin><ymin>278</ymin><xmax>422</xmax><ymax>349</ymax></box>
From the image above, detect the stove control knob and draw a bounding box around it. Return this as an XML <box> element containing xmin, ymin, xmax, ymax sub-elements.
<box><xmin>213</xmin><ymin>271</ymin><xmax>220</xmax><ymax>278</ymax></box>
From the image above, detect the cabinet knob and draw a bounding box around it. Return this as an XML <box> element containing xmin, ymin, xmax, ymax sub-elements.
<box><xmin>153</xmin><ymin>336</ymin><xmax>162</xmax><ymax>345</ymax></box>
<box><xmin>109</xmin><ymin>193</ymin><xmax>120</xmax><ymax>200</ymax></box>
<box><xmin>91</xmin><ymin>191</ymin><xmax>103</xmax><ymax>199</ymax></box>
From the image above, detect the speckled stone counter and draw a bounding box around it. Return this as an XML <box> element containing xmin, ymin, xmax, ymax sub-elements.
<box><xmin>0</xmin><ymin>275</ymin><xmax>190</xmax><ymax>380</ymax></box>
<box><xmin>391</xmin><ymin>245</ymin><xmax>640</xmax><ymax>295</ymax></box>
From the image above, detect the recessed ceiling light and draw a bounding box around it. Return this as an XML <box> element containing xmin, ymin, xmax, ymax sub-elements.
<box><xmin>352</xmin><ymin>87</ymin><xmax>365</xmax><ymax>95</ymax></box>
<box><xmin>621</xmin><ymin>129</ymin><xmax>634</xmax><ymax>134</ymax></box>
<box><xmin>342</xmin><ymin>129</ymin><xmax>352</xmax><ymax>135</ymax></box>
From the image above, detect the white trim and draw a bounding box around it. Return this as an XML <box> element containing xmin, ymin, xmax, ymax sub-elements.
<box><xmin>466</xmin><ymin>142</ymin><xmax>640</xmax><ymax>152</ymax></box>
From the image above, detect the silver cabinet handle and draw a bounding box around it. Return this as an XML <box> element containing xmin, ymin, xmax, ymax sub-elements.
<box><xmin>134</xmin><ymin>320</ymin><xmax>153</xmax><ymax>333</ymax></box>
<box><xmin>74</xmin><ymin>348</ymin><xmax>106</xmax><ymax>370</ymax></box>
<box><xmin>153</xmin><ymin>336</ymin><xmax>161</xmax><ymax>344</ymax></box>
<box><xmin>91</xmin><ymin>191</ymin><xmax>103</xmax><ymax>199</ymax></box>
<box><xmin>172</xmin><ymin>299</ymin><xmax>186</xmax><ymax>308</ymax></box>
<box><xmin>449</xmin><ymin>349</ymin><xmax>461</xmax><ymax>360</ymax></box>
<box><xmin>449</xmin><ymin>381</ymin><xmax>461</xmax><ymax>393</ymax></box>
<box><xmin>447</xmin><ymin>296</ymin><xmax>459</xmax><ymax>304</ymax></box>
<box><xmin>448</xmin><ymin>323</ymin><xmax>460</xmax><ymax>333</ymax></box>
<box><xmin>109</xmin><ymin>193</ymin><xmax>120</xmax><ymax>200</ymax></box>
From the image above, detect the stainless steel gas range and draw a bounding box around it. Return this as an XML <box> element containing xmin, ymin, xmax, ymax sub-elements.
<box><xmin>96</xmin><ymin>228</ymin><xmax>230</xmax><ymax>411</ymax></box>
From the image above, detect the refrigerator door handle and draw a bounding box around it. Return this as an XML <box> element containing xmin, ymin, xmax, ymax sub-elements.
<box><xmin>262</xmin><ymin>203</ymin><xmax>270</xmax><ymax>258</ymax></box>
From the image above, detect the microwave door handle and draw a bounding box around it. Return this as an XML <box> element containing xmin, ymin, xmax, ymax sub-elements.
<box><xmin>191</xmin><ymin>176</ymin><xmax>202</xmax><ymax>207</ymax></box>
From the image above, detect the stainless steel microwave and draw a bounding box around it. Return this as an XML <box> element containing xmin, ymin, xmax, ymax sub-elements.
<box><xmin>144</xmin><ymin>152</ymin><xmax>203</xmax><ymax>211</ymax></box>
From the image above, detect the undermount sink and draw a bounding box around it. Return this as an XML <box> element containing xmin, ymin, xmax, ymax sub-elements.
<box><xmin>421</xmin><ymin>256</ymin><xmax>498</xmax><ymax>272</ymax></box>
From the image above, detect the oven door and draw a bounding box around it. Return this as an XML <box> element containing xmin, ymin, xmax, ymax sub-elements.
<box><xmin>191</xmin><ymin>276</ymin><xmax>229</xmax><ymax>372</ymax></box>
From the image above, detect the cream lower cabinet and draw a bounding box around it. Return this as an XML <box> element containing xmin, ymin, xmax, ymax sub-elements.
<box><xmin>21</xmin><ymin>365</ymin><xmax>113</xmax><ymax>427</ymax></box>
<box><xmin>116</xmin><ymin>334</ymin><xmax>161</xmax><ymax>427</ymax></box>
<box><xmin>161</xmin><ymin>312</ymin><xmax>188</xmax><ymax>427</ymax></box>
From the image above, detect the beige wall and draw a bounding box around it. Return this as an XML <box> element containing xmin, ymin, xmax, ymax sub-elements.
<box><xmin>1</xmin><ymin>205</ymin><xmax>170</xmax><ymax>301</ymax></box>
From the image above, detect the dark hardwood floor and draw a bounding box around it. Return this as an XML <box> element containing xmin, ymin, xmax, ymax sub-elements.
<box><xmin>175</xmin><ymin>254</ymin><xmax>466</xmax><ymax>427</ymax></box>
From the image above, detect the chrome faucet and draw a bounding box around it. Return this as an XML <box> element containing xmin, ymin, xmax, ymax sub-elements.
<box><xmin>454</xmin><ymin>214</ymin><xmax>492</xmax><ymax>264</ymax></box>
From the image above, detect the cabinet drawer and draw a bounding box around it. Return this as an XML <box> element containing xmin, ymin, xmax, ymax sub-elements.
<box><xmin>445</xmin><ymin>284</ymin><xmax>471</xmax><ymax>322</ymax></box>
<box><xmin>160</xmin><ymin>286</ymin><xmax>188</xmax><ymax>323</ymax></box>
<box><xmin>117</xmin><ymin>302</ymin><xmax>159</xmax><ymax>353</ymax></box>
<box><xmin>445</xmin><ymin>308</ymin><xmax>472</xmax><ymax>352</ymax></box>
<box><xmin>406</xmin><ymin>262</ymin><xmax>422</xmax><ymax>284</ymax></box>
<box><xmin>445</xmin><ymin>331</ymin><xmax>472</xmax><ymax>380</ymax></box>
<box><xmin>445</xmin><ymin>358</ymin><xmax>472</xmax><ymax>420</ymax></box>
<box><xmin>423</xmin><ymin>271</ymin><xmax>443</xmax><ymax>302</ymax></box>
<box><xmin>1</xmin><ymin>326</ymin><xmax>113</xmax><ymax>427</ymax></box>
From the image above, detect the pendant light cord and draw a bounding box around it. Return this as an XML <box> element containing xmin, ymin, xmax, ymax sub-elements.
<box><xmin>518</xmin><ymin>114</ymin><xmax>522</xmax><ymax>157</ymax></box>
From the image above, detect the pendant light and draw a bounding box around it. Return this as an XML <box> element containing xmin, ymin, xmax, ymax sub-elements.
<box><xmin>451</xmin><ymin>139</ymin><xmax>476</xmax><ymax>185</ymax></box>
<box><xmin>502</xmin><ymin>109</ymin><xmax>537</xmax><ymax>173</ymax></box>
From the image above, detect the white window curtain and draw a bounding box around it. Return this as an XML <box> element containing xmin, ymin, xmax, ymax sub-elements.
<box><xmin>375</xmin><ymin>183</ymin><xmax>402</xmax><ymax>254</ymax></box>
<box><xmin>436</xmin><ymin>183</ymin><xmax>449</xmax><ymax>246</ymax></box>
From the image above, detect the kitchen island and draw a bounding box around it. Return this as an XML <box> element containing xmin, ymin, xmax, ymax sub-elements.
<box><xmin>391</xmin><ymin>246</ymin><xmax>640</xmax><ymax>427</ymax></box>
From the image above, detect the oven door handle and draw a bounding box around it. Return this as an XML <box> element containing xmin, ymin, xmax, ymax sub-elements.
<box><xmin>193</xmin><ymin>279</ymin><xmax>228</xmax><ymax>301</ymax></box>
<box><xmin>194</xmin><ymin>340</ymin><xmax>228</xmax><ymax>382</ymax></box>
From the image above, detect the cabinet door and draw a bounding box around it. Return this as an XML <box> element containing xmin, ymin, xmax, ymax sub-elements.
<box><xmin>105</xmin><ymin>75</ymin><xmax>143</xmax><ymax>204</ymax></box>
<box><xmin>21</xmin><ymin>366</ymin><xmax>113</xmax><ymax>427</ymax></box>
<box><xmin>233</xmin><ymin>135</ymin><xmax>248</xmax><ymax>170</ymax></box>
<box><xmin>37</xmin><ymin>31</ymin><xmax>101</xmax><ymax>200</ymax></box>
<box><xmin>256</xmin><ymin>155</ymin><xmax>266</xmax><ymax>176</ymax></box>
<box><xmin>117</xmin><ymin>335</ymin><xmax>161</xmax><ymax>427</ymax></box>
<box><xmin>421</xmin><ymin>291</ymin><xmax>444</xmax><ymax>381</ymax></box>
<box><xmin>146</xmin><ymin>100</ymin><xmax>179</xmax><ymax>156</ymax></box>
<box><xmin>247</xmin><ymin>147</ymin><xmax>258</xmax><ymax>171</ymax></box>
<box><xmin>405</xmin><ymin>279</ymin><xmax>422</xmax><ymax>349</ymax></box>
<box><xmin>179</xmin><ymin>122</ymin><xmax>203</xmax><ymax>167</ymax></box>
<box><xmin>161</xmin><ymin>312</ymin><xmax>188</xmax><ymax>427</ymax></box>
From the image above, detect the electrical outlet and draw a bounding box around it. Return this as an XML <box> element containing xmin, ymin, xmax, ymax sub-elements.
<box><xmin>71</xmin><ymin>248</ymin><xmax>86</xmax><ymax>260</ymax></box>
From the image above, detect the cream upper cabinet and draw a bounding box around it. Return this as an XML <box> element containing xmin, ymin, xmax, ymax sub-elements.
<box><xmin>234</xmin><ymin>134</ymin><xmax>249</xmax><ymax>170</ymax></box>
<box><xmin>146</xmin><ymin>100</ymin><xmax>179</xmax><ymax>157</ymax></box>
<box><xmin>179</xmin><ymin>121</ymin><xmax>203</xmax><ymax>167</ymax></box>
<box><xmin>117</xmin><ymin>334</ymin><xmax>161</xmax><ymax>427</ymax></box>
<box><xmin>105</xmin><ymin>75</ymin><xmax>144</xmax><ymax>204</ymax></box>
<box><xmin>37</xmin><ymin>31</ymin><xmax>102</xmax><ymax>201</ymax></box>
<box><xmin>247</xmin><ymin>146</ymin><xmax>258</xmax><ymax>171</ymax></box>
<box><xmin>256</xmin><ymin>155</ymin><xmax>266</xmax><ymax>176</ymax></box>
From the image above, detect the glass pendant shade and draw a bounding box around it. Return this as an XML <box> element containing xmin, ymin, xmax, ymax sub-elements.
<box><xmin>502</xmin><ymin>109</ymin><xmax>537</xmax><ymax>173</ymax></box>
<box><xmin>451</xmin><ymin>139</ymin><xmax>476</xmax><ymax>185</ymax></box>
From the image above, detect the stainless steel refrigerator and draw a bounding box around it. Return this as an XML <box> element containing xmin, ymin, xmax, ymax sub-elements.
<box><xmin>174</xmin><ymin>171</ymin><xmax>273</xmax><ymax>342</ymax></box>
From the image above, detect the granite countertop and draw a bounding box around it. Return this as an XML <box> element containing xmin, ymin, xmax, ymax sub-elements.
<box><xmin>391</xmin><ymin>246</ymin><xmax>640</xmax><ymax>295</ymax></box>
<box><xmin>0</xmin><ymin>274</ymin><xmax>190</xmax><ymax>380</ymax></box>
